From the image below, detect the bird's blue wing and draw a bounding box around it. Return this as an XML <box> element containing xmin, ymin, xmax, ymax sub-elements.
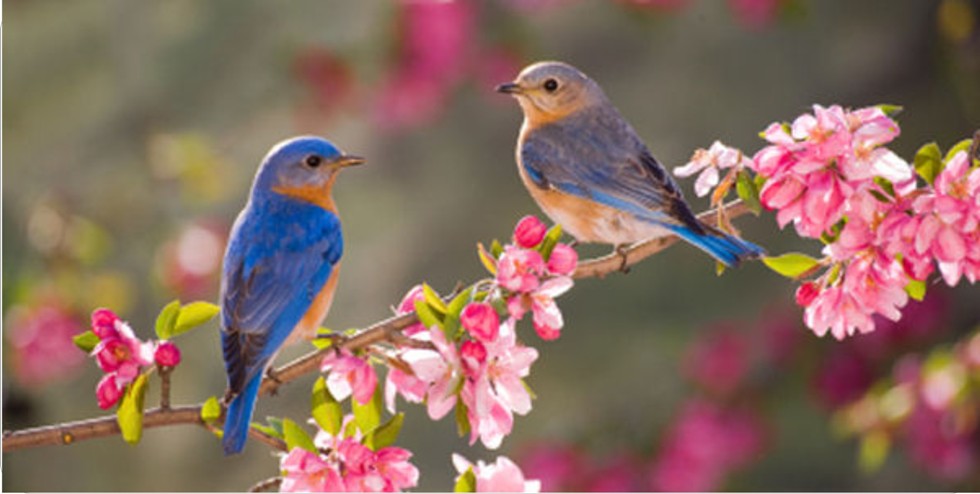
<box><xmin>520</xmin><ymin>106</ymin><xmax>702</xmax><ymax>231</ymax></box>
<box><xmin>220</xmin><ymin>203</ymin><xmax>343</xmax><ymax>394</ymax></box>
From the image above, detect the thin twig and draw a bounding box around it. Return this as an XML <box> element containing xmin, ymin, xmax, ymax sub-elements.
<box><xmin>249</xmin><ymin>477</ymin><xmax>283</xmax><ymax>493</ymax></box>
<box><xmin>1</xmin><ymin>199</ymin><xmax>753</xmax><ymax>453</ymax></box>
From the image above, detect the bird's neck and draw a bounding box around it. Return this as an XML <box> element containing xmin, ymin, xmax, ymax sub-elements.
<box><xmin>263</xmin><ymin>175</ymin><xmax>340</xmax><ymax>215</ymax></box>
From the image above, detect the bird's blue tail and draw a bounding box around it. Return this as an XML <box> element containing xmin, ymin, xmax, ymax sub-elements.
<box><xmin>667</xmin><ymin>224</ymin><xmax>765</xmax><ymax>267</ymax></box>
<box><xmin>222</xmin><ymin>373</ymin><xmax>262</xmax><ymax>455</ymax></box>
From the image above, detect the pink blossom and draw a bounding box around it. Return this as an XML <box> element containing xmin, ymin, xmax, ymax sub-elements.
<box><xmin>453</xmin><ymin>454</ymin><xmax>541</xmax><ymax>492</ymax></box>
<box><xmin>280</xmin><ymin>447</ymin><xmax>345</xmax><ymax>492</ymax></box>
<box><xmin>903</xmin><ymin>404</ymin><xmax>974</xmax><ymax>482</ymax></box>
<box><xmin>728</xmin><ymin>0</ymin><xmax>780</xmax><ymax>30</ymax></box>
<box><xmin>513</xmin><ymin>215</ymin><xmax>548</xmax><ymax>248</ymax></box>
<box><xmin>91</xmin><ymin>315</ymin><xmax>154</xmax><ymax>385</ymax></box>
<box><xmin>674</xmin><ymin>140</ymin><xmax>751</xmax><ymax>197</ymax></box>
<box><xmin>6</xmin><ymin>303</ymin><xmax>85</xmax><ymax>387</ymax></box>
<box><xmin>497</xmin><ymin>245</ymin><xmax>546</xmax><ymax>293</ymax></box>
<box><xmin>396</xmin><ymin>284</ymin><xmax>427</xmax><ymax>336</ymax></box>
<box><xmin>96</xmin><ymin>373</ymin><xmax>125</xmax><ymax>409</ymax></box>
<box><xmin>584</xmin><ymin>453</ymin><xmax>645</xmax><ymax>492</ymax></box>
<box><xmin>91</xmin><ymin>308</ymin><xmax>120</xmax><ymax>339</ymax></box>
<box><xmin>339</xmin><ymin>439</ymin><xmax>419</xmax><ymax>492</ymax></box>
<box><xmin>507</xmin><ymin>277</ymin><xmax>573</xmax><ymax>341</ymax></box>
<box><xmin>810</xmin><ymin>348</ymin><xmax>874</xmax><ymax>409</ymax></box>
<box><xmin>683</xmin><ymin>327</ymin><xmax>749</xmax><ymax>396</ymax></box>
<box><xmin>153</xmin><ymin>340</ymin><xmax>182</xmax><ymax>368</ymax></box>
<box><xmin>546</xmin><ymin>243</ymin><xmax>578</xmax><ymax>276</ymax></box>
<box><xmin>384</xmin><ymin>366</ymin><xmax>427</xmax><ymax>414</ymax></box>
<box><xmin>404</xmin><ymin>326</ymin><xmax>462</xmax><ymax>420</ymax></box>
<box><xmin>460</xmin><ymin>340</ymin><xmax>488</xmax><ymax>378</ymax></box>
<box><xmin>516</xmin><ymin>442</ymin><xmax>586</xmax><ymax>491</ymax></box>
<box><xmin>461</xmin><ymin>302</ymin><xmax>501</xmax><ymax>343</ymax></box>
<box><xmin>321</xmin><ymin>349</ymin><xmax>378</xmax><ymax>405</ymax></box>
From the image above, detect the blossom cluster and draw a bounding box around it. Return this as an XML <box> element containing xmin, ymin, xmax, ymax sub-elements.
<box><xmin>86</xmin><ymin>308</ymin><xmax>181</xmax><ymax>409</ymax></box>
<box><xmin>677</xmin><ymin>105</ymin><xmax>980</xmax><ymax>339</ymax></box>
<box><xmin>383</xmin><ymin>215</ymin><xmax>577</xmax><ymax>450</ymax></box>
<box><xmin>279</xmin><ymin>415</ymin><xmax>419</xmax><ymax>492</ymax></box>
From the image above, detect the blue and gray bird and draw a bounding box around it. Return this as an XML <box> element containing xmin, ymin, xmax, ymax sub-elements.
<box><xmin>497</xmin><ymin>61</ymin><xmax>763</xmax><ymax>267</ymax></box>
<box><xmin>219</xmin><ymin>136</ymin><xmax>363</xmax><ymax>454</ymax></box>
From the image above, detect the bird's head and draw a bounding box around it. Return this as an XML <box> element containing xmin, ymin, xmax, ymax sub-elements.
<box><xmin>252</xmin><ymin>136</ymin><xmax>364</xmax><ymax>210</ymax></box>
<box><xmin>496</xmin><ymin>61</ymin><xmax>607</xmax><ymax>125</ymax></box>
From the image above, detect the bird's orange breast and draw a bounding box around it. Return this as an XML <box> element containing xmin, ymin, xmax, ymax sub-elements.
<box><xmin>287</xmin><ymin>263</ymin><xmax>341</xmax><ymax>345</ymax></box>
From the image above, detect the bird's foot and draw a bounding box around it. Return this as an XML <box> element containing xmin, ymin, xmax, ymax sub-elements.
<box><xmin>614</xmin><ymin>244</ymin><xmax>631</xmax><ymax>274</ymax></box>
<box><xmin>264</xmin><ymin>368</ymin><xmax>283</xmax><ymax>396</ymax></box>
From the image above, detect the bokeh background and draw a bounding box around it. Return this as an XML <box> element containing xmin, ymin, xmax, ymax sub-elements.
<box><xmin>3</xmin><ymin>0</ymin><xmax>980</xmax><ymax>491</ymax></box>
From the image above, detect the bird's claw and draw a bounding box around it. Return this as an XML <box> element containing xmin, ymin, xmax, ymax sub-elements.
<box><xmin>615</xmin><ymin>245</ymin><xmax>631</xmax><ymax>274</ymax></box>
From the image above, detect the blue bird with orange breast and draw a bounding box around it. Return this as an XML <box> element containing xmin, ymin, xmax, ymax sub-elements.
<box><xmin>497</xmin><ymin>61</ymin><xmax>763</xmax><ymax>267</ymax></box>
<box><xmin>219</xmin><ymin>136</ymin><xmax>363</xmax><ymax>455</ymax></box>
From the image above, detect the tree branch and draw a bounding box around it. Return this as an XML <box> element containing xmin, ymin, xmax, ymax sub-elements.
<box><xmin>1</xmin><ymin>199</ymin><xmax>753</xmax><ymax>453</ymax></box>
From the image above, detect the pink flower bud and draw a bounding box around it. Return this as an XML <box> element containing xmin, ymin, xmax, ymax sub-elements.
<box><xmin>460</xmin><ymin>302</ymin><xmax>500</xmax><ymax>342</ymax></box>
<box><xmin>460</xmin><ymin>340</ymin><xmax>487</xmax><ymax>377</ymax></box>
<box><xmin>513</xmin><ymin>215</ymin><xmax>547</xmax><ymax>248</ymax></box>
<box><xmin>96</xmin><ymin>373</ymin><xmax>124</xmax><ymax>409</ymax></box>
<box><xmin>154</xmin><ymin>341</ymin><xmax>182</xmax><ymax>367</ymax></box>
<box><xmin>546</xmin><ymin>244</ymin><xmax>578</xmax><ymax>276</ymax></box>
<box><xmin>91</xmin><ymin>308</ymin><xmax>120</xmax><ymax>340</ymax></box>
<box><xmin>795</xmin><ymin>282</ymin><xmax>820</xmax><ymax>307</ymax></box>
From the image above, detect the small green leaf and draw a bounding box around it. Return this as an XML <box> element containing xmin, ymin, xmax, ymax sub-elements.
<box><xmin>312</xmin><ymin>328</ymin><xmax>335</xmax><ymax>350</ymax></box>
<box><xmin>715</xmin><ymin>260</ymin><xmax>726</xmax><ymax>277</ymax></box>
<box><xmin>875</xmin><ymin>104</ymin><xmax>903</xmax><ymax>117</ymax></box>
<box><xmin>117</xmin><ymin>374</ymin><xmax>149</xmax><ymax>445</ymax></box>
<box><xmin>352</xmin><ymin>386</ymin><xmax>382</xmax><ymax>435</ymax></box>
<box><xmin>538</xmin><ymin>224</ymin><xmax>563</xmax><ymax>260</ymax></box>
<box><xmin>913</xmin><ymin>142</ymin><xmax>943</xmax><ymax>186</ymax></box>
<box><xmin>735</xmin><ymin>169</ymin><xmax>762</xmax><ymax>214</ymax></box>
<box><xmin>904</xmin><ymin>279</ymin><xmax>927</xmax><ymax>301</ymax></box>
<box><xmin>490</xmin><ymin>239</ymin><xmax>504</xmax><ymax>258</ymax></box>
<box><xmin>858</xmin><ymin>430</ymin><xmax>891</xmax><ymax>474</ymax></box>
<box><xmin>154</xmin><ymin>300</ymin><xmax>182</xmax><ymax>340</ymax></box>
<box><xmin>762</xmin><ymin>252</ymin><xmax>822</xmax><ymax>279</ymax></box>
<box><xmin>282</xmin><ymin>418</ymin><xmax>317</xmax><ymax>453</ymax></box>
<box><xmin>454</xmin><ymin>400</ymin><xmax>470</xmax><ymax>438</ymax></box>
<box><xmin>73</xmin><ymin>330</ymin><xmax>100</xmax><ymax>353</ymax></box>
<box><xmin>477</xmin><ymin>244</ymin><xmax>498</xmax><ymax>275</ymax></box>
<box><xmin>364</xmin><ymin>412</ymin><xmax>404</xmax><ymax>451</ymax></box>
<box><xmin>414</xmin><ymin>299</ymin><xmax>443</xmax><ymax>331</ymax></box>
<box><xmin>172</xmin><ymin>301</ymin><xmax>220</xmax><ymax>337</ymax></box>
<box><xmin>201</xmin><ymin>396</ymin><xmax>222</xmax><ymax>424</ymax></box>
<box><xmin>251</xmin><ymin>417</ymin><xmax>285</xmax><ymax>440</ymax></box>
<box><xmin>422</xmin><ymin>283</ymin><xmax>448</xmax><ymax>314</ymax></box>
<box><xmin>311</xmin><ymin>377</ymin><xmax>343</xmax><ymax>436</ymax></box>
<box><xmin>944</xmin><ymin>138</ymin><xmax>973</xmax><ymax>163</ymax></box>
<box><xmin>454</xmin><ymin>467</ymin><xmax>477</xmax><ymax>492</ymax></box>
<box><xmin>447</xmin><ymin>287</ymin><xmax>473</xmax><ymax>319</ymax></box>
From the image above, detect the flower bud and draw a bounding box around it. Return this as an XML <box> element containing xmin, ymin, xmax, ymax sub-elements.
<box><xmin>154</xmin><ymin>341</ymin><xmax>182</xmax><ymax>368</ymax></box>
<box><xmin>96</xmin><ymin>374</ymin><xmax>123</xmax><ymax>409</ymax></box>
<box><xmin>460</xmin><ymin>302</ymin><xmax>500</xmax><ymax>342</ymax></box>
<box><xmin>795</xmin><ymin>282</ymin><xmax>819</xmax><ymax>307</ymax></box>
<box><xmin>513</xmin><ymin>215</ymin><xmax>547</xmax><ymax>248</ymax></box>
<box><xmin>91</xmin><ymin>308</ymin><xmax>120</xmax><ymax>340</ymax></box>
<box><xmin>546</xmin><ymin>243</ymin><xmax>578</xmax><ymax>276</ymax></box>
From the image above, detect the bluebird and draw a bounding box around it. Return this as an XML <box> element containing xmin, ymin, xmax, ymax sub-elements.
<box><xmin>497</xmin><ymin>61</ymin><xmax>763</xmax><ymax>267</ymax></box>
<box><xmin>219</xmin><ymin>136</ymin><xmax>363</xmax><ymax>455</ymax></box>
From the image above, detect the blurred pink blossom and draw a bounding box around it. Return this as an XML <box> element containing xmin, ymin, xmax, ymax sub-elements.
<box><xmin>517</xmin><ymin>442</ymin><xmax>587</xmax><ymax>492</ymax></box>
<box><xmin>683</xmin><ymin>326</ymin><xmax>750</xmax><ymax>396</ymax></box>
<box><xmin>810</xmin><ymin>347</ymin><xmax>874</xmax><ymax>409</ymax></box>
<box><xmin>321</xmin><ymin>349</ymin><xmax>378</xmax><ymax>405</ymax></box>
<box><xmin>903</xmin><ymin>404</ymin><xmax>975</xmax><ymax>482</ymax></box>
<box><xmin>6</xmin><ymin>303</ymin><xmax>85</xmax><ymax>387</ymax></box>
<box><xmin>585</xmin><ymin>453</ymin><xmax>645</xmax><ymax>492</ymax></box>
<box><xmin>453</xmin><ymin>454</ymin><xmax>542</xmax><ymax>492</ymax></box>
<box><xmin>727</xmin><ymin>0</ymin><xmax>781</xmax><ymax>30</ymax></box>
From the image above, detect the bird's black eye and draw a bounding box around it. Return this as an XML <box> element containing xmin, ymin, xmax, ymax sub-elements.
<box><xmin>304</xmin><ymin>155</ymin><xmax>322</xmax><ymax>168</ymax></box>
<box><xmin>543</xmin><ymin>78</ymin><xmax>559</xmax><ymax>93</ymax></box>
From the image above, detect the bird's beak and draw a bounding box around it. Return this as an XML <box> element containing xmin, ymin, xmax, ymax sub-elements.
<box><xmin>495</xmin><ymin>82</ymin><xmax>523</xmax><ymax>95</ymax></box>
<box><xmin>334</xmin><ymin>154</ymin><xmax>366</xmax><ymax>168</ymax></box>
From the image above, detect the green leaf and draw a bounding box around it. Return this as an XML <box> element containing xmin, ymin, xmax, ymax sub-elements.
<box><xmin>904</xmin><ymin>279</ymin><xmax>927</xmax><ymax>301</ymax></box>
<box><xmin>201</xmin><ymin>396</ymin><xmax>222</xmax><ymax>424</ymax></box>
<box><xmin>538</xmin><ymin>224</ymin><xmax>563</xmax><ymax>260</ymax></box>
<box><xmin>875</xmin><ymin>104</ymin><xmax>903</xmax><ymax>117</ymax></box>
<box><xmin>944</xmin><ymin>138</ymin><xmax>973</xmax><ymax>163</ymax></box>
<box><xmin>454</xmin><ymin>400</ymin><xmax>470</xmax><ymax>438</ymax></box>
<box><xmin>858</xmin><ymin>430</ymin><xmax>891</xmax><ymax>474</ymax></box>
<box><xmin>282</xmin><ymin>418</ymin><xmax>318</xmax><ymax>453</ymax></box>
<box><xmin>352</xmin><ymin>386</ymin><xmax>382</xmax><ymax>435</ymax></box>
<box><xmin>72</xmin><ymin>330</ymin><xmax>100</xmax><ymax>353</ymax></box>
<box><xmin>762</xmin><ymin>252</ymin><xmax>822</xmax><ymax>279</ymax></box>
<box><xmin>414</xmin><ymin>299</ymin><xmax>443</xmax><ymax>331</ymax></box>
<box><xmin>154</xmin><ymin>300</ymin><xmax>182</xmax><ymax>340</ymax></box>
<box><xmin>477</xmin><ymin>244</ymin><xmax>497</xmax><ymax>275</ymax></box>
<box><xmin>447</xmin><ymin>287</ymin><xmax>473</xmax><ymax>319</ymax></box>
<box><xmin>311</xmin><ymin>377</ymin><xmax>343</xmax><ymax>436</ymax></box>
<box><xmin>117</xmin><ymin>374</ymin><xmax>149</xmax><ymax>445</ymax></box>
<box><xmin>873</xmin><ymin>177</ymin><xmax>896</xmax><ymax>198</ymax></box>
<box><xmin>172</xmin><ymin>301</ymin><xmax>220</xmax><ymax>337</ymax></box>
<box><xmin>251</xmin><ymin>417</ymin><xmax>284</xmax><ymax>440</ymax></box>
<box><xmin>735</xmin><ymin>169</ymin><xmax>762</xmax><ymax>214</ymax></box>
<box><xmin>422</xmin><ymin>283</ymin><xmax>448</xmax><ymax>314</ymax></box>
<box><xmin>312</xmin><ymin>328</ymin><xmax>335</xmax><ymax>350</ymax></box>
<box><xmin>913</xmin><ymin>142</ymin><xmax>943</xmax><ymax>185</ymax></box>
<box><xmin>454</xmin><ymin>467</ymin><xmax>477</xmax><ymax>492</ymax></box>
<box><xmin>364</xmin><ymin>413</ymin><xmax>405</xmax><ymax>451</ymax></box>
<box><xmin>490</xmin><ymin>239</ymin><xmax>504</xmax><ymax>258</ymax></box>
